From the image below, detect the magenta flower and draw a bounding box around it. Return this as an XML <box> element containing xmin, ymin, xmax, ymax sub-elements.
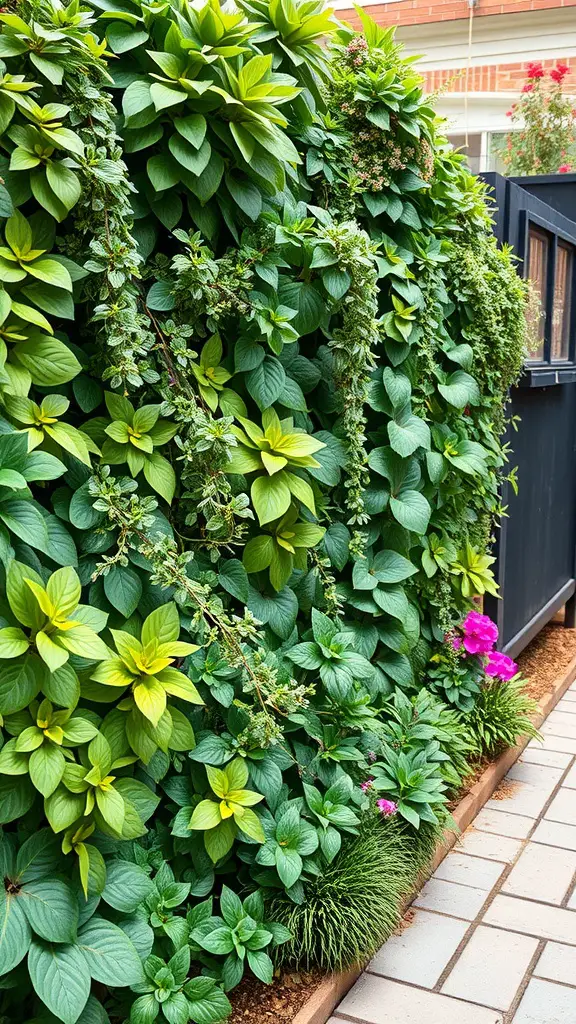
<box><xmin>461</xmin><ymin>610</ymin><xmax>498</xmax><ymax>655</ymax></box>
<box><xmin>361</xmin><ymin>778</ymin><xmax>374</xmax><ymax>792</ymax></box>
<box><xmin>485</xmin><ymin>651</ymin><xmax>518</xmax><ymax>681</ymax></box>
<box><xmin>377</xmin><ymin>799</ymin><xmax>398</xmax><ymax>817</ymax></box>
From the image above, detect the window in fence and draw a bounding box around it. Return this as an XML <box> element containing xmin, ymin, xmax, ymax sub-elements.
<box><xmin>552</xmin><ymin>243</ymin><xmax>573</xmax><ymax>361</ymax></box>
<box><xmin>526</xmin><ymin>228</ymin><xmax>548</xmax><ymax>361</ymax></box>
<box><xmin>526</xmin><ymin>222</ymin><xmax>575</xmax><ymax>365</ymax></box>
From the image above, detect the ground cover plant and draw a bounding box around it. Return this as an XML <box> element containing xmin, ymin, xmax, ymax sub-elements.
<box><xmin>0</xmin><ymin>2</ymin><xmax>529</xmax><ymax>1021</ymax></box>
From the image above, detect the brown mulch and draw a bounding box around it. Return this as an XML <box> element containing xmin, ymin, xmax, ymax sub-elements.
<box><xmin>228</xmin><ymin>622</ymin><xmax>576</xmax><ymax>1022</ymax></box>
<box><xmin>227</xmin><ymin>971</ymin><xmax>320</xmax><ymax>1024</ymax></box>
<box><xmin>517</xmin><ymin>622</ymin><xmax>576</xmax><ymax>701</ymax></box>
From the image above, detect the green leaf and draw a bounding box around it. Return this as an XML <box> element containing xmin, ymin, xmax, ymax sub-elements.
<box><xmin>104</xmin><ymin>564</ymin><xmax>142</xmax><ymax>617</ymax></box>
<box><xmin>389</xmin><ymin>490</ymin><xmax>431</xmax><ymax>534</ymax></box>
<box><xmin>0</xmin><ymin>889</ymin><xmax>31</xmax><ymax>975</ymax></box>
<box><xmin>28</xmin><ymin>742</ymin><xmax>66</xmax><ymax>798</ymax></box>
<box><xmin>102</xmin><ymin>860</ymin><xmax>154</xmax><ymax>913</ymax></box>
<box><xmin>245</xmin><ymin>356</ymin><xmax>286</xmax><ymax>410</ymax></box>
<box><xmin>13</xmin><ymin>337</ymin><xmax>81</xmax><ymax>386</ymax></box>
<box><xmin>247</xmin><ymin>949</ymin><xmax>273</xmax><ymax>984</ymax></box>
<box><xmin>147</xmin><ymin>154</ymin><xmax>180</xmax><ymax>191</ymax></box>
<box><xmin>388</xmin><ymin>415</ymin><xmax>430</xmax><ymax>458</ymax></box>
<box><xmin>174</xmin><ymin>113</ymin><xmax>206</xmax><ymax>149</ymax></box>
<box><xmin>218</xmin><ymin>559</ymin><xmax>248</xmax><ymax>603</ymax></box>
<box><xmin>0</xmin><ymin>656</ymin><xmax>44</xmax><ymax>714</ymax></box>
<box><xmin>251</xmin><ymin>474</ymin><xmax>291</xmax><ymax>526</ymax></box>
<box><xmin>169</xmin><ymin>135</ymin><xmax>211</xmax><ymax>176</ymax></box>
<box><xmin>28</xmin><ymin>940</ymin><xmax>91</xmax><ymax>1024</ymax></box>
<box><xmin>143</xmin><ymin>452</ymin><xmax>176</xmax><ymax>503</ymax></box>
<box><xmin>20</xmin><ymin>879</ymin><xmax>78</xmax><ymax>943</ymax></box>
<box><xmin>146</xmin><ymin>281</ymin><xmax>174</xmax><ymax>312</ymax></box>
<box><xmin>77</xmin><ymin>917</ymin><xmax>144</xmax><ymax>986</ymax></box>
<box><xmin>438</xmin><ymin>370</ymin><xmax>480</xmax><ymax>408</ymax></box>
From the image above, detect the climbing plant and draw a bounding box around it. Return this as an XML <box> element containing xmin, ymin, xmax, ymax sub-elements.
<box><xmin>0</xmin><ymin>2</ymin><xmax>526</xmax><ymax>1022</ymax></box>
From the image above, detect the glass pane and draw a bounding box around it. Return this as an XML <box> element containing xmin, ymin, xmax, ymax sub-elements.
<box><xmin>526</xmin><ymin>229</ymin><xmax>548</xmax><ymax>360</ymax></box>
<box><xmin>552</xmin><ymin>244</ymin><xmax>573</xmax><ymax>361</ymax></box>
<box><xmin>447</xmin><ymin>133</ymin><xmax>482</xmax><ymax>174</ymax></box>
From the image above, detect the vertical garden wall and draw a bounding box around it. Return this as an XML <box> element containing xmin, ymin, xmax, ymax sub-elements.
<box><xmin>0</xmin><ymin>2</ymin><xmax>530</xmax><ymax>1022</ymax></box>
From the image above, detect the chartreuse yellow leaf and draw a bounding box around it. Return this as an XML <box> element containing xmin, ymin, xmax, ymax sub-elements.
<box><xmin>4</xmin><ymin>565</ymin><xmax>110</xmax><ymax>671</ymax></box>
<box><xmin>189</xmin><ymin>757</ymin><xmax>265</xmax><ymax>853</ymax></box>
<box><xmin>91</xmin><ymin>603</ymin><xmax>204</xmax><ymax>747</ymax></box>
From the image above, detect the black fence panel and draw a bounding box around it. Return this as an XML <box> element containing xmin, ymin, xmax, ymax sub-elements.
<box><xmin>480</xmin><ymin>173</ymin><xmax>576</xmax><ymax>657</ymax></box>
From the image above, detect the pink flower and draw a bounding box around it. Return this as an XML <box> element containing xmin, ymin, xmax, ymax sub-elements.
<box><xmin>461</xmin><ymin>611</ymin><xmax>499</xmax><ymax>655</ymax></box>
<box><xmin>377</xmin><ymin>799</ymin><xmax>398</xmax><ymax>817</ymax></box>
<box><xmin>361</xmin><ymin>778</ymin><xmax>374</xmax><ymax>792</ymax></box>
<box><xmin>506</xmin><ymin>110</ymin><xmax>513</xmax><ymax>117</ymax></box>
<box><xmin>559</xmin><ymin>164</ymin><xmax>572</xmax><ymax>173</ymax></box>
<box><xmin>485</xmin><ymin>651</ymin><xmax>518</xmax><ymax>681</ymax></box>
<box><xmin>522</xmin><ymin>82</ymin><xmax>535</xmax><ymax>93</ymax></box>
<box><xmin>452</xmin><ymin>636</ymin><xmax>463</xmax><ymax>651</ymax></box>
<box><xmin>526</xmin><ymin>61</ymin><xmax>544</xmax><ymax>79</ymax></box>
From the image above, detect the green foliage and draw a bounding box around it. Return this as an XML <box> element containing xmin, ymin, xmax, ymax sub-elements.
<box><xmin>463</xmin><ymin>677</ymin><xmax>540</xmax><ymax>757</ymax></box>
<box><xmin>0</xmin><ymin>0</ymin><xmax>528</xmax><ymax>1019</ymax></box>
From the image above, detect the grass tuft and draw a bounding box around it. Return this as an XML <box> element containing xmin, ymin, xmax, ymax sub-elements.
<box><xmin>269</xmin><ymin>814</ymin><xmax>444</xmax><ymax>973</ymax></box>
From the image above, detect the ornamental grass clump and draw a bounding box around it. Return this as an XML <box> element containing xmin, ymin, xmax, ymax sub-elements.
<box><xmin>269</xmin><ymin>815</ymin><xmax>444</xmax><ymax>972</ymax></box>
<box><xmin>0</xmin><ymin>1</ymin><xmax>529</xmax><ymax>1019</ymax></box>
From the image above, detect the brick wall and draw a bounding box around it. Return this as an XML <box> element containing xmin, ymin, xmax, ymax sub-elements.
<box><xmin>338</xmin><ymin>0</ymin><xmax>576</xmax><ymax>30</ymax></box>
<box><xmin>423</xmin><ymin>57</ymin><xmax>576</xmax><ymax>92</ymax></box>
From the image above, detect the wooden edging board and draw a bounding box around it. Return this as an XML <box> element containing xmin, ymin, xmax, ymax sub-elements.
<box><xmin>290</xmin><ymin>649</ymin><xmax>576</xmax><ymax>1024</ymax></box>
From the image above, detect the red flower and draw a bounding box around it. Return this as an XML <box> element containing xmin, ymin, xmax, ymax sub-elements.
<box><xmin>506</xmin><ymin>110</ymin><xmax>513</xmax><ymax>117</ymax></box>
<box><xmin>522</xmin><ymin>82</ymin><xmax>534</xmax><ymax>93</ymax></box>
<box><xmin>526</xmin><ymin>61</ymin><xmax>544</xmax><ymax>78</ymax></box>
<box><xmin>558</xmin><ymin>164</ymin><xmax>572</xmax><ymax>173</ymax></box>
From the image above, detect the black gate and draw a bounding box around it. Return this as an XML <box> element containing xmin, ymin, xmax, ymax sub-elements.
<box><xmin>482</xmin><ymin>172</ymin><xmax>576</xmax><ymax>657</ymax></box>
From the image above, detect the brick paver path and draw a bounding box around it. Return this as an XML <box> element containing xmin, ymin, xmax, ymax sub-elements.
<box><xmin>329</xmin><ymin>681</ymin><xmax>576</xmax><ymax>1024</ymax></box>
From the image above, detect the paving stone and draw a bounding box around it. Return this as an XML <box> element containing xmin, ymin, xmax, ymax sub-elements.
<box><xmin>473</xmin><ymin>807</ymin><xmax>535</xmax><ymax>839</ymax></box>
<box><xmin>567</xmin><ymin>887</ymin><xmax>576</xmax><ymax>910</ymax></box>
<box><xmin>545</xmin><ymin>787</ymin><xmax>576</xmax><ymax>824</ymax></box>
<box><xmin>336</xmin><ymin>975</ymin><xmax>504</xmax><ymax>1024</ymax></box>
<box><xmin>441</xmin><ymin>925</ymin><xmax>538</xmax><ymax>1010</ymax></box>
<box><xmin>367</xmin><ymin>909</ymin><xmax>469</xmax><ymax>988</ymax></box>
<box><xmin>555</xmin><ymin>699</ymin><xmax>576</xmax><ymax>714</ymax></box>
<box><xmin>433</xmin><ymin>851</ymin><xmax>506</xmax><ymax>891</ymax></box>
<box><xmin>542</xmin><ymin>718</ymin><xmax>576</xmax><ymax>740</ymax></box>
<box><xmin>548</xmin><ymin>710</ymin><xmax>576</xmax><ymax>727</ymax></box>
<box><xmin>503</xmin><ymin>842</ymin><xmax>576</xmax><ymax>904</ymax></box>
<box><xmin>528</xmin><ymin>734</ymin><xmax>576</xmax><ymax>755</ymax></box>
<box><xmin>506</xmin><ymin>762</ymin><xmax>565</xmax><ymax>789</ymax></box>
<box><xmin>520</xmin><ymin>746</ymin><xmax>574</xmax><ymax>769</ymax></box>
<box><xmin>561</xmin><ymin>688</ymin><xmax>576</xmax><ymax>700</ymax></box>
<box><xmin>513</xmin><ymin>977</ymin><xmax>576</xmax><ymax>1023</ymax></box>
<box><xmin>455</xmin><ymin>828</ymin><xmax>523</xmax><ymax>863</ymax></box>
<box><xmin>562</xmin><ymin>762</ymin><xmax>576</xmax><ymax>788</ymax></box>
<box><xmin>532</xmin><ymin>819</ymin><xmax>576</xmax><ymax>851</ymax></box>
<box><xmin>484</xmin><ymin>894</ymin><xmax>576</xmax><ymax>944</ymax></box>
<box><xmin>413</xmin><ymin>878</ymin><xmax>488</xmax><ymax>921</ymax></box>
<box><xmin>535</xmin><ymin>941</ymin><xmax>576</xmax><ymax>984</ymax></box>
<box><xmin>484</xmin><ymin>780</ymin><xmax>552</xmax><ymax>818</ymax></box>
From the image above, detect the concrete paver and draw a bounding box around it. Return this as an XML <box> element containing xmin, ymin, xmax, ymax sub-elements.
<box><xmin>367</xmin><ymin>909</ymin><xmax>469</xmax><ymax>988</ymax></box>
<box><xmin>413</xmin><ymin>877</ymin><xmax>489</xmax><ymax>920</ymax></box>
<box><xmin>534</xmin><ymin>941</ymin><xmax>576</xmax><ymax>985</ymax></box>
<box><xmin>441</xmin><ymin>925</ymin><xmax>538</xmax><ymax>1010</ymax></box>
<box><xmin>502</xmin><ymin>842</ymin><xmax>576</xmax><ymax>904</ymax></box>
<box><xmin>513</xmin><ymin>978</ymin><xmax>576</xmax><ymax>1024</ymax></box>
<box><xmin>336</xmin><ymin>975</ymin><xmax>504</xmax><ymax>1024</ymax></box>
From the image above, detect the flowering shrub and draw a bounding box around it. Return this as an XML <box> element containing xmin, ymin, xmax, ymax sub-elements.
<box><xmin>498</xmin><ymin>61</ymin><xmax>576</xmax><ymax>175</ymax></box>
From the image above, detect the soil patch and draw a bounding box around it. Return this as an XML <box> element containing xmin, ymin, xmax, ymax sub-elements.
<box><xmin>518</xmin><ymin>622</ymin><xmax>576</xmax><ymax>701</ymax></box>
<box><xmin>227</xmin><ymin>971</ymin><xmax>320</xmax><ymax>1024</ymax></box>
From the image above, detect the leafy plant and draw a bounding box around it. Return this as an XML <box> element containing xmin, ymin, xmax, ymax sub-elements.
<box><xmin>189</xmin><ymin>757</ymin><xmax>266</xmax><ymax>860</ymax></box>
<box><xmin>190</xmin><ymin>886</ymin><xmax>291</xmax><ymax>989</ymax></box>
<box><xmin>464</xmin><ymin>677</ymin><xmax>540</xmax><ymax>756</ymax></box>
